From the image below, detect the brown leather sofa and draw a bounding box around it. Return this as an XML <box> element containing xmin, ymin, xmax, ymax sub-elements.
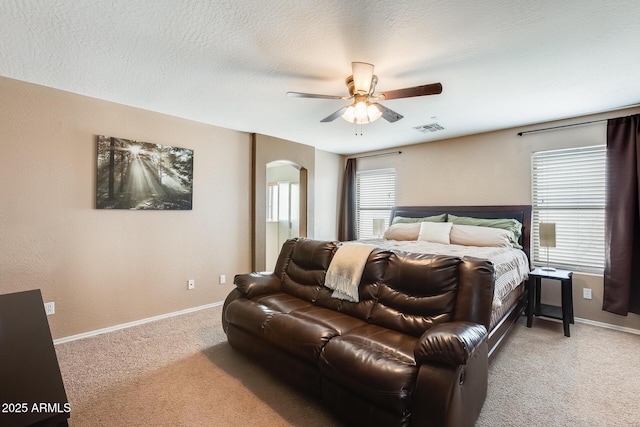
<box><xmin>222</xmin><ymin>238</ymin><xmax>495</xmax><ymax>427</ymax></box>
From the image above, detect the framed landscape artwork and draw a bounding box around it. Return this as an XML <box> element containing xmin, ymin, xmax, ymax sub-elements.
<box><xmin>96</xmin><ymin>135</ymin><xmax>194</xmax><ymax>210</ymax></box>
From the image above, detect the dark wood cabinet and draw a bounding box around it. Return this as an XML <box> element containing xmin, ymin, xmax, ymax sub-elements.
<box><xmin>0</xmin><ymin>289</ymin><xmax>70</xmax><ymax>427</ymax></box>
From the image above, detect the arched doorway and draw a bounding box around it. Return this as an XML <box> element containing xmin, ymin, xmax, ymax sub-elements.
<box><xmin>265</xmin><ymin>161</ymin><xmax>302</xmax><ymax>270</ymax></box>
<box><xmin>252</xmin><ymin>133</ymin><xmax>313</xmax><ymax>272</ymax></box>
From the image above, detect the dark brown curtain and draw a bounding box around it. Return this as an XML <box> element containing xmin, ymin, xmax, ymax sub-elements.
<box><xmin>604</xmin><ymin>114</ymin><xmax>640</xmax><ymax>315</ymax></box>
<box><xmin>338</xmin><ymin>158</ymin><xmax>357</xmax><ymax>241</ymax></box>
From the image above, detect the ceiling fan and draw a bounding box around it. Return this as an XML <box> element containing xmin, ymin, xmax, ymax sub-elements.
<box><xmin>287</xmin><ymin>62</ymin><xmax>442</xmax><ymax>125</ymax></box>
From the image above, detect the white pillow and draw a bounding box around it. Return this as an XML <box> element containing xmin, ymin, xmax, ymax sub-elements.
<box><xmin>383</xmin><ymin>222</ymin><xmax>421</xmax><ymax>240</ymax></box>
<box><xmin>449</xmin><ymin>224</ymin><xmax>512</xmax><ymax>248</ymax></box>
<box><xmin>418</xmin><ymin>221</ymin><xmax>453</xmax><ymax>244</ymax></box>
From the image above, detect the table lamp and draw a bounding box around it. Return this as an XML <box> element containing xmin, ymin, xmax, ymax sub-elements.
<box><xmin>373</xmin><ymin>218</ymin><xmax>385</xmax><ymax>238</ymax></box>
<box><xmin>539</xmin><ymin>222</ymin><xmax>556</xmax><ymax>271</ymax></box>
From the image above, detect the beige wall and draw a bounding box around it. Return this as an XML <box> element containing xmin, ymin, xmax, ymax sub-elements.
<box><xmin>314</xmin><ymin>149</ymin><xmax>342</xmax><ymax>241</ymax></box>
<box><xmin>354</xmin><ymin>106</ymin><xmax>640</xmax><ymax>332</ymax></box>
<box><xmin>0</xmin><ymin>77</ymin><xmax>252</xmax><ymax>339</ymax></box>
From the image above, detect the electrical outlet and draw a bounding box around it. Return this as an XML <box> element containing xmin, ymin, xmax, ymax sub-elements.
<box><xmin>187</xmin><ymin>279</ymin><xmax>195</xmax><ymax>290</ymax></box>
<box><xmin>44</xmin><ymin>302</ymin><xmax>55</xmax><ymax>315</ymax></box>
<box><xmin>219</xmin><ymin>274</ymin><xmax>226</xmax><ymax>284</ymax></box>
<box><xmin>583</xmin><ymin>288</ymin><xmax>592</xmax><ymax>300</ymax></box>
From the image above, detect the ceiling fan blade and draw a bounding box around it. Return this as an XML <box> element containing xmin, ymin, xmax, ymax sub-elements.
<box><xmin>287</xmin><ymin>91</ymin><xmax>349</xmax><ymax>100</ymax></box>
<box><xmin>320</xmin><ymin>106</ymin><xmax>348</xmax><ymax>122</ymax></box>
<box><xmin>371</xmin><ymin>103</ymin><xmax>404</xmax><ymax>123</ymax></box>
<box><xmin>377</xmin><ymin>82</ymin><xmax>443</xmax><ymax>100</ymax></box>
<box><xmin>352</xmin><ymin>62</ymin><xmax>374</xmax><ymax>93</ymax></box>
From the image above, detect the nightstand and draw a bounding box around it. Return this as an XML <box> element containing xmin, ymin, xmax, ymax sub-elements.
<box><xmin>527</xmin><ymin>267</ymin><xmax>574</xmax><ymax>337</ymax></box>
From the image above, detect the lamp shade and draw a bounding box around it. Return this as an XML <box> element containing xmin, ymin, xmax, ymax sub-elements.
<box><xmin>539</xmin><ymin>222</ymin><xmax>556</xmax><ymax>248</ymax></box>
<box><xmin>373</xmin><ymin>218</ymin><xmax>385</xmax><ymax>237</ymax></box>
<box><xmin>352</xmin><ymin>62</ymin><xmax>374</xmax><ymax>93</ymax></box>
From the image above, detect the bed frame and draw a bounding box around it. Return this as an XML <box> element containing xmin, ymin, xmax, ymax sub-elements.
<box><xmin>390</xmin><ymin>205</ymin><xmax>532</xmax><ymax>357</ymax></box>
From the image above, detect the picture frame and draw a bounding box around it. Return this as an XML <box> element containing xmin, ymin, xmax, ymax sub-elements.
<box><xmin>96</xmin><ymin>135</ymin><xmax>193</xmax><ymax>210</ymax></box>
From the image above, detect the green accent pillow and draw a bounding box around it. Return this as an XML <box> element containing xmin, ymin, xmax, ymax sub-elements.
<box><xmin>392</xmin><ymin>213</ymin><xmax>446</xmax><ymax>224</ymax></box>
<box><xmin>447</xmin><ymin>214</ymin><xmax>523</xmax><ymax>249</ymax></box>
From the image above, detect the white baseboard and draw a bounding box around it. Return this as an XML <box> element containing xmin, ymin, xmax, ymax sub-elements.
<box><xmin>537</xmin><ymin>315</ymin><xmax>640</xmax><ymax>335</ymax></box>
<box><xmin>54</xmin><ymin>301</ymin><xmax>640</xmax><ymax>345</ymax></box>
<box><xmin>574</xmin><ymin>317</ymin><xmax>640</xmax><ymax>335</ymax></box>
<box><xmin>53</xmin><ymin>301</ymin><xmax>224</xmax><ymax>345</ymax></box>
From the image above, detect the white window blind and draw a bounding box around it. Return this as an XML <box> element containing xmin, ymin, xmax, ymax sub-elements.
<box><xmin>266</xmin><ymin>183</ymin><xmax>278</xmax><ymax>222</ymax></box>
<box><xmin>532</xmin><ymin>145</ymin><xmax>605</xmax><ymax>273</ymax></box>
<box><xmin>356</xmin><ymin>169</ymin><xmax>396</xmax><ymax>239</ymax></box>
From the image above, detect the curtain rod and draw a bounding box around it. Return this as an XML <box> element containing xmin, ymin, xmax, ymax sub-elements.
<box><xmin>518</xmin><ymin>104</ymin><xmax>640</xmax><ymax>136</ymax></box>
<box><xmin>351</xmin><ymin>150</ymin><xmax>402</xmax><ymax>159</ymax></box>
<box><xmin>517</xmin><ymin>119</ymin><xmax>606</xmax><ymax>136</ymax></box>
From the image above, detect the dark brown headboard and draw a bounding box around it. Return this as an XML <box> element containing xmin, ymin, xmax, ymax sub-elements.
<box><xmin>390</xmin><ymin>205</ymin><xmax>532</xmax><ymax>262</ymax></box>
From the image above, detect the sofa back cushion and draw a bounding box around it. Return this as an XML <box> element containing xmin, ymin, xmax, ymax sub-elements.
<box><xmin>315</xmin><ymin>249</ymin><xmax>390</xmax><ymax>321</ymax></box>
<box><xmin>370</xmin><ymin>252</ymin><xmax>461</xmax><ymax>337</ymax></box>
<box><xmin>275</xmin><ymin>238</ymin><xmax>339</xmax><ymax>303</ymax></box>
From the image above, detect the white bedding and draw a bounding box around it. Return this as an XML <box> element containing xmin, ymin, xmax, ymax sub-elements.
<box><xmin>362</xmin><ymin>239</ymin><xmax>531</xmax><ymax>310</ymax></box>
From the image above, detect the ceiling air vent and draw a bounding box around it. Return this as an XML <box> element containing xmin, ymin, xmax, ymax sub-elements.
<box><xmin>413</xmin><ymin>123</ymin><xmax>444</xmax><ymax>133</ymax></box>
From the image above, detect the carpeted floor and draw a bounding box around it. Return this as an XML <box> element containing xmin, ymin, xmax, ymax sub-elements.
<box><xmin>480</xmin><ymin>319</ymin><xmax>640</xmax><ymax>426</ymax></box>
<box><xmin>54</xmin><ymin>305</ymin><xmax>640</xmax><ymax>426</ymax></box>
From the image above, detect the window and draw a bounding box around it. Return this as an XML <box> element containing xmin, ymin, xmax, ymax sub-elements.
<box><xmin>531</xmin><ymin>146</ymin><xmax>605</xmax><ymax>273</ymax></box>
<box><xmin>356</xmin><ymin>168</ymin><xmax>396</xmax><ymax>239</ymax></box>
<box><xmin>266</xmin><ymin>183</ymin><xmax>278</xmax><ymax>222</ymax></box>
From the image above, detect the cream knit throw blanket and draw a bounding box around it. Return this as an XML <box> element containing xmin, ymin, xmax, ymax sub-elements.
<box><xmin>324</xmin><ymin>242</ymin><xmax>376</xmax><ymax>302</ymax></box>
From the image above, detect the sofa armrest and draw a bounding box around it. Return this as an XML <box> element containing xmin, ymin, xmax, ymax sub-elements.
<box><xmin>414</xmin><ymin>321</ymin><xmax>487</xmax><ymax>366</ymax></box>
<box><xmin>455</xmin><ymin>257</ymin><xmax>495</xmax><ymax>330</ymax></box>
<box><xmin>411</xmin><ymin>325</ymin><xmax>488</xmax><ymax>427</ymax></box>
<box><xmin>234</xmin><ymin>272</ymin><xmax>281</xmax><ymax>297</ymax></box>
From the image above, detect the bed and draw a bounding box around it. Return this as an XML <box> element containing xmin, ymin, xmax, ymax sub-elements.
<box><xmin>364</xmin><ymin>205</ymin><xmax>532</xmax><ymax>357</ymax></box>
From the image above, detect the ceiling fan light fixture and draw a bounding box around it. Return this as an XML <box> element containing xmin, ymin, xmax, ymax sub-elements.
<box><xmin>351</xmin><ymin>62</ymin><xmax>375</xmax><ymax>93</ymax></box>
<box><xmin>341</xmin><ymin>100</ymin><xmax>382</xmax><ymax>124</ymax></box>
<box><xmin>366</xmin><ymin>102</ymin><xmax>382</xmax><ymax>122</ymax></box>
<box><xmin>341</xmin><ymin>104</ymin><xmax>357</xmax><ymax>123</ymax></box>
<box><xmin>354</xmin><ymin>100</ymin><xmax>368</xmax><ymax>118</ymax></box>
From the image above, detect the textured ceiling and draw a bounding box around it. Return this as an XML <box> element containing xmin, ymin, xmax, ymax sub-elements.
<box><xmin>2</xmin><ymin>1</ymin><xmax>639</xmax><ymax>154</ymax></box>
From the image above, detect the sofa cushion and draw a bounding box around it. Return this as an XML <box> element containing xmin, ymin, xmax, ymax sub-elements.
<box><xmin>263</xmin><ymin>304</ymin><xmax>368</xmax><ymax>363</ymax></box>
<box><xmin>263</xmin><ymin>313</ymin><xmax>338</xmax><ymax>363</ymax></box>
<box><xmin>314</xmin><ymin>285</ymin><xmax>377</xmax><ymax>320</ymax></box>
<box><xmin>318</xmin><ymin>324</ymin><xmax>418</xmax><ymax>415</ymax></box>
<box><xmin>252</xmin><ymin>293</ymin><xmax>313</xmax><ymax>314</ymax></box>
<box><xmin>314</xmin><ymin>248</ymin><xmax>389</xmax><ymax>321</ymax></box>
<box><xmin>289</xmin><ymin>305</ymin><xmax>369</xmax><ymax>334</ymax></box>
<box><xmin>224</xmin><ymin>293</ymin><xmax>316</xmax><ymax>338</ymax></box>
<box><xmin>279</xmin><ymin>238</ymin><xmax>338</xmax><ymax>302</ymax></box>
<box><xmin>224</xmin><ymin>298</ymin><xmax>280</xmax><ymax>336</ymax></box>
<box><xmin>370</xmin><ymin>252</ymin><xmax>460</xmax><ymax>337</ymax></box>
